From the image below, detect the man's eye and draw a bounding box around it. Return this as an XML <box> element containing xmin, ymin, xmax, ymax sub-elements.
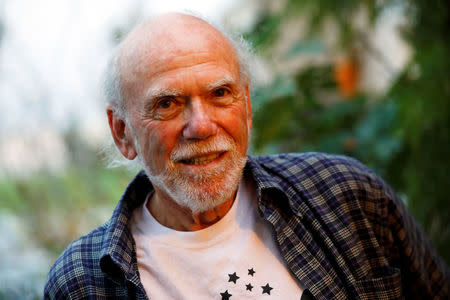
<box><xmin>148</xmin><ymin>97</ymin><xmax>183</xmax><ymax>120</ymax></box>
<box><xmin>157</xmin><ymin>98</ymin><xmax>174</xmax><ymax>109</ymax></box>
<box><xmin>213</xmin><ymin>88</ymin><xmax>229</xmax><ymax>97</ymax></box>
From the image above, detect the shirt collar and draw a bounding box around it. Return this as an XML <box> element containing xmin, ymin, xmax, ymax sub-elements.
<box><xmin>100</xmin><ymin>170</ymin><xmax>152</xmax><ymax>282</ymax></box>
<box><xmin>245</xmin><ymin>155</ymin><xmax>304</xmax><ymax>218</ymax></box>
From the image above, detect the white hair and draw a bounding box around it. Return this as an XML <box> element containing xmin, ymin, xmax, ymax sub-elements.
<box><xmin>103</xmin><ymin>47</ymin><xmax>127</xmax><ymax>120</ymax></box>
<box><xmin>101</xmin><ymin>13</ymin><xmax>254</xmax><ymax>169</ymax></box>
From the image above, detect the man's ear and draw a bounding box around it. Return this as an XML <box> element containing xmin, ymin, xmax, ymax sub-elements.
<box><xmin>106</xmin><ymin>106</ymin><xmax>137</xmax><ymax>160</ymax></box>
<box><xmin>245</xmin><ymin>86</ymin><xmax>252</xmax><ymax>131</ymax></box>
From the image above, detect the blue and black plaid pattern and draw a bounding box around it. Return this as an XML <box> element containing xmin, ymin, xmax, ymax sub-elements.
<box><xmin>44</xmin><ymin>153</ymin><xmax>450</xmax><ymax>299</ymax></box>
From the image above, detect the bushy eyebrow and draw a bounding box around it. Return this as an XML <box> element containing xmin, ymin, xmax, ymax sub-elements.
<box><xmin>205</xmin><ymin>76</ymin><xmax>236</xmax><ymax>91</ymax></box>
<box><xmin>146</xmin><ymin>87</ymin><xmax>183</xmax><ymax>101</ymax></box>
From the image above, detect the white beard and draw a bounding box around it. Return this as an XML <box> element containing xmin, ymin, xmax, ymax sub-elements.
<box><xmin>135</xmin><ymin>135</ymin><xmax>247</xmax><ymax>214</ymax></box>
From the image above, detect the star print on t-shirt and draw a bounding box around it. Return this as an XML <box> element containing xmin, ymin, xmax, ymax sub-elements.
<box><xmin>261</xmin><ymin>283</ymin><xmax>273</xmax><ymax>295</ymax></box>
<box><xmin>220</xmin><ymin>267</ymin><xmax>277</xmax><ymax>298</ymax></box>
<box><xmin>220</xmin><ymin>290</ymin><xmax>232</xmax><ymax>300</ymax></box>
<box><xmin>228</xmin><ymin>272</ymin><xmax>239</xmax><ymax>284</ymax></box>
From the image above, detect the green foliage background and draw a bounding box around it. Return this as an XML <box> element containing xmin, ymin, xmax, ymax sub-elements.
<box><xmin>247</xmin><ymin>0</ymin><xmax>449</xmax><ymax>263</ymax></box>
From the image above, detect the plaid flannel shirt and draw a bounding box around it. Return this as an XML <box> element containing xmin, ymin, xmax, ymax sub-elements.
<box><xmin>44</xmin><ymin>153</ymin><xmax>450</xmax><ymax>299</ymax></box>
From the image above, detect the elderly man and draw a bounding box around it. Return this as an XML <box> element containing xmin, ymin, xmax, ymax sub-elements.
<box><xmin>44</xmin><ymin>13</ymin><xmax>449</xmax><ymax>299</ymax></box>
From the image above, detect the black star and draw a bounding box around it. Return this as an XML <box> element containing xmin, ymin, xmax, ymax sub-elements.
<box><xmin>248</xmin><ymin>268</ymin><xmax>255</xmax><ymax>276</ymax></box>
<box><xmin>228</xmin><ymin>272</ymin><xmax>239</xmax><ymax>284</ymax></box>
<box><xmin>261</xmin><ymin>283</ymin><xmax>273</xmax><ymax>295</ymax></box>
<box><xmin>220</xmin><ymin>290</ymin><xmax>232</xmax><ymax>300</ymax></box>
<box><xmin>246</xmin><ymin>283</ymin><xmax>254</xmax><ymax>291</ymax></box>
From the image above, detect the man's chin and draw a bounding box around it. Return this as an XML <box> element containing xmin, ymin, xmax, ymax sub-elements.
<box><xmin>164</xmin><ymin>170</ymin><xmax>242</xmax><ymax>213</ymax></box>
<box><xmin>142</xmin><ymin>153</ymin><xmax>246</xmax><ymax>213</ymax></box>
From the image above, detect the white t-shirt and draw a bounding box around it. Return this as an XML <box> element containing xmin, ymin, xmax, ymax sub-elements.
<box><xmin>130</xmin><ymin>178</ymin><xmax>303</xmax><ymax>299</ymax></box>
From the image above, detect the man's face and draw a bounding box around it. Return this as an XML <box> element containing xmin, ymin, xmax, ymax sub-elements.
<box><xmin>121</xmin><ymin>23</ymin><xmax>252</xmax><ymax>213</ymax></box>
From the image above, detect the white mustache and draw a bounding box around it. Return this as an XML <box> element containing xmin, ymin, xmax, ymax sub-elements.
<box><xmin>170</xmin><ymin>136</ymin><xmax>233</xmax><ymax>162</ymax></box>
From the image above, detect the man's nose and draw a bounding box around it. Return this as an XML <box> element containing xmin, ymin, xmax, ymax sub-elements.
<box><xmin>182</xmin><ymin>99</ymin><xmax>217</xmax><ymax>140</ymax></box>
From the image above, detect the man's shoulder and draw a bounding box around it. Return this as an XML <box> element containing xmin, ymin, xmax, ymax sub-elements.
<box><xmin>248</xmin><ymin>152</ymin><xmax>390</xmax><ymax>203</ymax></box>
<box><xmin>44</xmin><ymin>221</ymin><xmax>110</xmax><ymax>298</ymax></box>
<box><xmin>251</xmin><ymin>152</ymin><xmax>373</xmax><ymax>179</ymax></box>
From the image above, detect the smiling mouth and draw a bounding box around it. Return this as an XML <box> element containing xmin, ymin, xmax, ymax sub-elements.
<box><xmin>180</xmin><ymin>152</ymin><xmax>223</xmax><ymax>165</ymax></box>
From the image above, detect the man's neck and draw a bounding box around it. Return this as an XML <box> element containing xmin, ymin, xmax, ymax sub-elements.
<box><xmin>146</xmin><ymin>191</ymin><xmax>236</xmax><ymax>231</ymax></box>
